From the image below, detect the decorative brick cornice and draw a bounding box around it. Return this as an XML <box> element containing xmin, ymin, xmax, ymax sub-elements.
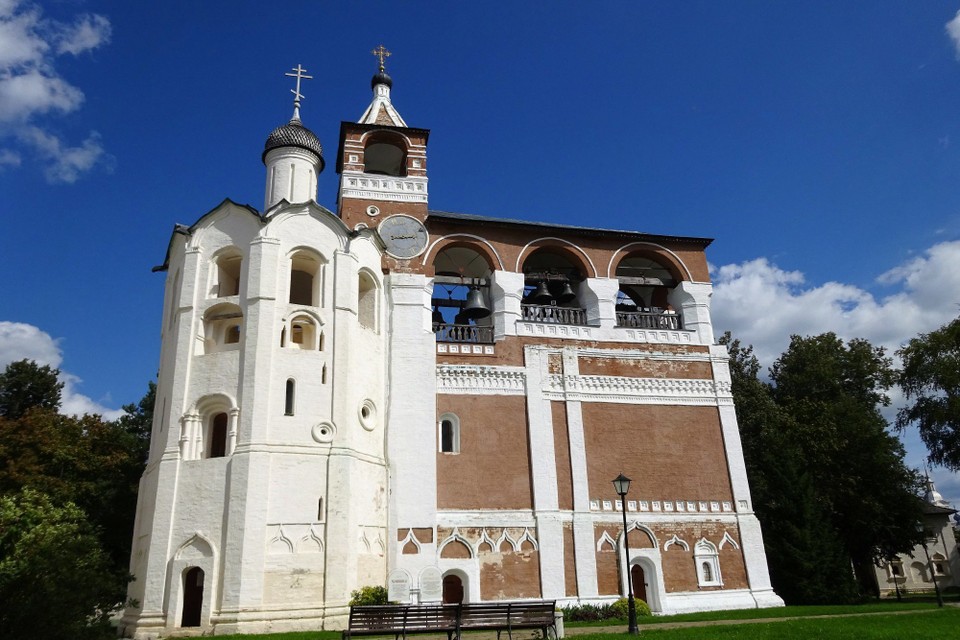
<box><xmin>545</xmin><ymin>374</ymin><xmax>731</xmax><ymax>405</ymax></box>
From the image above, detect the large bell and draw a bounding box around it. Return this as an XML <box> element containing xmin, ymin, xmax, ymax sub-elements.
<box><xmin>531</xmin><ymin>281</ymin><xmax>552</xmax><ymax>304</ymax></box>
<box><xmin>462</xmin><ymin>286</ymin><xmax>491</xmax><ymax>319</ymax></box>
<box><xmin>432</xmin><ymin>306</ymin><xmax>444</xmax><ymax>330</ymax></box>
<box><xmin>556</xmin><ymin>280</ymin><xmax>577</xmax><ymax>304</ymax></box>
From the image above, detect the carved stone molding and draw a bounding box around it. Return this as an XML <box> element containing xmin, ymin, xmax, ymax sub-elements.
<box><xmin>436</xmin><ymin>365</ymin><xmax>526</xmax><ymax>395</ymax></box>
<box><xmin>544</xmin><ymin>374</ymin><xmax>731</xmax><ymax>405</ymax></box>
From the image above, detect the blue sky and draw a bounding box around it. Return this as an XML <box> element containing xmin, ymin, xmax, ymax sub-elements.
<box><xmin>3</xmin><ymin>1</ymin><xmax>960</xmax><ymax>503</ymax></box>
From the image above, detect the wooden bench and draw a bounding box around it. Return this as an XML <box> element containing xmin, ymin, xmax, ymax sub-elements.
<box><xmin>343</xmin><ymin>601</ymin><xmax>558</xmax><ymax>640</ymax></box>
<box><xmin>460</xmin><ymin>601</ymin><xmax>558</xmax><ymax>640</ymax></box>
<box><xmin>344</xmin><ymin>604</ymin><xmax>460</xmax><ymax>640</ymax></box>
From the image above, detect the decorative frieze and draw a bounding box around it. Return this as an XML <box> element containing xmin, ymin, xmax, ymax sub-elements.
<box><xmin>545</xmin><ymin>374</ymin><xmax>731</xmax><ymax>405</ymax></box>
<box><xmin>436</xmin><ymin>365</ymin><xmax>526</xmax><ymax>395</ymax></box>
<box><xmin>589</xmin><ymin>499</ymin><xmax>734</xmax><ymax>513</ymax></box>
<box><xmin>340</xmin><ymin>172</ymin><xmax>428</xmax><ymax>203</ymax></box>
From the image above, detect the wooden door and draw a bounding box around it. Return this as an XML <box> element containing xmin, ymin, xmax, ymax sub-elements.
<box><xmin>631</xmin><ymin>564</ymin><xmax>647</xmax><ymax>603</ymax></box>
<box><xmin>442</xmin><ymin>574</ymin><xmax>464</xmax><ymax>604</ymax></box>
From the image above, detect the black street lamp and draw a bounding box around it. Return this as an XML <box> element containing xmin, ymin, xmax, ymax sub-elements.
<box><xmin>612</xmin><ymin>473</ymin><xmax>639</xmax><ymax>635</ymax></box>
<box><xmin>916</xmin><ymin>523</ymin><xmax>944</xmax><ymax>608</ymax></box>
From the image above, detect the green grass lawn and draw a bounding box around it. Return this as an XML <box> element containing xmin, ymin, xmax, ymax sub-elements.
<box><xmin>208</xmin><ymin>601</ymin><xmax>960</xmax><ymax>640</ymax></box>
<box><xmin>573</xmin><ymin>608</ymin><xmax>960</xmax><ymax>639</ymax></box>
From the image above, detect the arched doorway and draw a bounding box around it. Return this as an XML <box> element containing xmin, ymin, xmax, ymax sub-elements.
<box><xmin>442</xmin><ymin>574</ymin><xmax>464</xmax><ymax>603</ymax></box>
<box><xmin>631</xmin><ymin>564</ymin><xmax>647</xmax><ymax>603</ymax></box>
<box><xmin>181</xmin><ymin>567</ymin><xmax>204</xmax><ymax>627</ymax></box>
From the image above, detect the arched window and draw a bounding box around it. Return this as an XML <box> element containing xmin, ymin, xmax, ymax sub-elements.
<box><xmin>358</xmin><ymin>271</ymin><xmax>378</xmax><ymax>331</ymax></box>
<box><xmin>284</xmin><ymin>379</ymin><xmax>295</xmax><ymax>416</ymax></box>
<box><xmin>521</xmin><ymin>247</ymin><xmax>587</xmax><ymax>325</ymax></box>
<box><xmin>287</xmin><ymin>315</ymin><xmax>318</xmax><ymax>350</ymax></box>
<box><xmin>208</xmin><ymin>413</ymin><xmax>227</xmax><ymax>458</ymax></box>
<box><xmin>439</xmin><ymin>413</ymin><xmax>460</xmax><ymax>454</ymax></box>
<box><xmin>694</xmin><ymin>539</ymin><xmax>721</xmax><ymax>587</ymax></box>
<box><xmin>289</xmin><ymin>250</ymin><xmax>323</xmax><ymax>306</ymax></box>
<box><xmin>212</xmin><ymin>250</ymin><xmax>242</xmax><ymax>298</ymax></box>
<box><xmin>364</xmin><ymin>135</ymin><xmax>407</xmax><ymax>176</ymax></box>
<box><xmin>201</xmin><ymin>303</ymin><xmax>243</xmax><ymax>354</ymax></box>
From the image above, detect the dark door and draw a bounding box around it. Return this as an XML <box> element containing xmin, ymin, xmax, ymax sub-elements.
<box><xmin>631</xmin><ymin>564</ymin><xmax>647</xmax><ymax>603</ymax></box>
<box><xmin>442</xmin><ymin>574</ymin><xmax>464</xmax><ymax>604</ymax></box>
<box><xmin>181</xmin><ymin>567</ymin><xmax>204</xmax><ymax>627</ymax></box>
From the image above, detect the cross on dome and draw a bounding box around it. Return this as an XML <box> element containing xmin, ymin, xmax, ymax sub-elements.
<box><xmin>371</xmin><ymin>44</ymin><xmax>391</xmax><ymax>72</ymax></box>
<box><xmin>285</xmin><ymin>64</ymin><xmax>313</xmax><ymax>121</ymax></box>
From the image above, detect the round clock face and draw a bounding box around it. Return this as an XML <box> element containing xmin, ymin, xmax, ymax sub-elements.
<box><xmin>378</xmin><ymin>215</ymin><xmax>429</xmax><ymax>259</ymax></box>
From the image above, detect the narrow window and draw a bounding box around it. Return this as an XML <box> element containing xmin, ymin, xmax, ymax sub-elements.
<box><xmin>702</xmin><ymin>561</ymin><xmax>712</xmax><ymax>582</ymax></box>
<box><xmin>209</xmin><ymin>413</ymin><xmax>227</xmax><ymax>458</ymax></box>
<box><xmin>321</xmin><ymin>364</ymin><xmax>327</xmax><ymax>384</ymax></box>
<box><xmin>317</xmin><ymin>497</ymin><xmax>324</xmax><ymax>521</ymax></box>
<box><xmin>439</xmin><ymin>414</ymin><xmax>460</xmax><ymax>453</ymax></box>
<box><xmin>225</xmin><ymin>324</ymin><xmax>241</xmax><ymax>344</ymax></box>
<box><xmin>319</xmin><ymin>332</ymin><xmax>324</xmax><ymax>351</ymax></box>
<box><xmin>280</xmin><ymin>327</ymin><xmax>286</xmax><ymax>347</ymax></box>
<box><xmin>285</xmin><ymin>379</ymin><xmax>295</xmax><ymax>416</ymax></box>
<box><xmin>358</xmin><ymin>272</ymin><xmax>377</xmax><ymax>330</ymax></box>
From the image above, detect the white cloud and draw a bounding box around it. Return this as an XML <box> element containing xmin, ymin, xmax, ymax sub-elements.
<box><xmin>0</xmin><ymin>321</ymin><xmax>123</xmax><ymax>420</ymax></box>
<box><xmin>53</xmin><ymin>13</ymin><xmax>110</xmax><ymax>56</ymax></box>
<box><xmin>711</xmin><ymin>240</ymin><xmax>960</xmax><ymax>370</ymax></box>
<box><xmin>19</xmin><ymin>126</ymin><xmax>106</xmax><ymax>183</ymax></box>
<box><xmin>0</xmin><ymin>147</ymin><xmax>19</xmax><ymax>168</ymax></box>
<box><xmin>711</xmin><ymin>240</ymin><xmax>960</xmax><ymax>507</ymax></box>
<box><xmin>0</xmin><ymin>1</ymin><xmax>110</xmax><ymax>182</ymax></box>
<box><xmin>948</xmin><ymin>10</ymin><xmax>960</xmax><ymax>59</ymax></box>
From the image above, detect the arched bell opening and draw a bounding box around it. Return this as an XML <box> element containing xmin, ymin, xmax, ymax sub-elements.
<box><xmin>431</xmin><ymin>245</ymin><xmax>494</xmax><ymax>345</ymax></box>
<box><xmin>614</xmin><ymin>254</ymin><xmax>682</xmax><ymax>330</ymax></box>
<box><xmin>363</xmin><ymin>133</ymin><xmax>407</xmax><ymax>177</ymax></box>
<box><xmin>521</xmin><ymin>248</ymin><xmax>587</xmax><ymax>326</ymax></box>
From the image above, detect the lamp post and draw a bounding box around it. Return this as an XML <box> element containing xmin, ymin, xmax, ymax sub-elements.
<box><xmin>612</xmin><ymin>473</ymin><xmax>639</xmax><ymax>635</ymax></box>
<box><xmin>917</xmin><ymin>523</ymin><xmax>944</xmax><ymax>608</ymax></box>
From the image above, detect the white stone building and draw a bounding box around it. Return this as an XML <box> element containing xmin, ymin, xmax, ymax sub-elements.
<box><xmin>120</xmin><ymin>58</ymin><xmax>783</xmax><ymax>639</ymax></box>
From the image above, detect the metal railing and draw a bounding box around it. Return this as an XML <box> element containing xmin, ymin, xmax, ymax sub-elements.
<box><xmin>616</xmin><ymin>310</ymin><xmax>681</xmax><ymax>330</ymax></box>
<box><xmin>433</xmin><ymin>323</ymin><xmax>495</xmax><ymax>344</ymax></box>
<box><xmin>521</xmin><ymin>304</ymin><xmax>588</xmax><ymax>326</ymax></box>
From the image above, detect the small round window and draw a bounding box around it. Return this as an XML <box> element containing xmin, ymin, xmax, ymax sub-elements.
<box><xmin>359</xmin><ymin>399</ymin><xmax>377</xmax><ymax>431</ymax></box>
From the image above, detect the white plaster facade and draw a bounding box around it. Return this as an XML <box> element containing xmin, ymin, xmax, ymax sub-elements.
<box><xmin>121</xmin><ymin>63</ymin><xmax>783</xmax><ymax>639</ymax></box>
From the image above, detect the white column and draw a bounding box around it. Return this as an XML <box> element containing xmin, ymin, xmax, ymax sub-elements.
<box><xmin>227</xmin><ymin>407</ymin><xmax>239</xmax><ymax>456</ymax></box>
<box><xmin>491</xmin><ymin>270</ymin><xmax>523</xmax><ymax>339</ymax></box>
<box><xmin>580</xmin><ymin>277</ymin><xmax>619</xmax><ymax>329</ymax></box>
<box><xmin>668</xmin><ymin>282</ymin><xmax>713</xmax><ymax>344</ymax></box>
<box><xmin>524</xmin><ymin>346</ymin><xmax>565</xmax><ymax>596</ymax></box>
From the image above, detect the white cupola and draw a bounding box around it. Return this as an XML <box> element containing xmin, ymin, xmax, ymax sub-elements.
<box><xmin>262</xmin><ymin>64</ymin><xmax>324</xmax><ymax>211</ymax></box>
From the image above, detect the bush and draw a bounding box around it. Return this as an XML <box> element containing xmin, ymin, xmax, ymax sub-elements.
<box><xmin>563</xmin><ymin>598</ymin><xmax>651</xmax><ymax>622</ymax></box>
<box><xmin>611</xmin><ymin>597</ymin><xmax>651</xmax><ymax>618</ymax></box>
<box><xmin>350</xmin><ymin>585</ymin><xmax>388</xmax><ymax>606</ymax></box>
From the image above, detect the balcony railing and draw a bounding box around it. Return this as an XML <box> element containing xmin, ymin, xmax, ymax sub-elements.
<box><xmin>616</xmin><ymin>309</ymin><xmax>681</xmax><ymax>330</ymax></box>
<box><xmin>521</xmin><ymin>304</ymin><xmax>588</xmax><ymax>326</ymax></box>
<box><xmin>433</xmin><ymin>323</ymin><xmax>495</xmax><ymax>344</ymax></box>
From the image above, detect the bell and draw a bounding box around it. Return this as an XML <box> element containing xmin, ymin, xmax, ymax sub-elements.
<box><xmin>432</xmin><ymin>306</ymin><xmax>444</xmax><ymax>331</ymax></box>
<box><xmin>556</xmin><ymin>280</ymin><xmax>576</xmax><ymax>304</ymax></box>
<box><xmin>462</xmin><ymin>286</ymin><xmax>491</xmax><ymax>319</ymax></box>
<box><xmin>453</xmin><ymin>310</ymin><xmax>470</xmax><ymax>326</ymax></box>
<box><xmin>531</xmin><ymin>281</ymin><xmax>552</xmax><ymax>304</ymax></box>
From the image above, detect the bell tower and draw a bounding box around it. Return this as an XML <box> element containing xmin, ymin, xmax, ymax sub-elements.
<box><xmin>336</xmin><ymin>46</ymin><xmax>430</xmax><ymax>232</ymax></box>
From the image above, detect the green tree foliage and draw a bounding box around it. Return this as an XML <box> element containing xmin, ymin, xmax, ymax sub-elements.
<box><xmin>721</xmin><ymin>332</ymin><xmax>922</xmax><ymax>602</ymax></box>
<box><xmin>0</xmin><ymin>489</ymin><xmax>126</xmax><ymax>640</ymax></box>
<box><xmin>350</xmin><ymin>585</ymin><xmax>389</xmax><ymax>605</ymax></box>
<box><xmin>721</xmin><ymin>333</ymin><xmax>858</xmax><ymax>604</ymax></box>
<box><xmin>897</xmin><ymin>317</ymin><xmax>960</xmax><ymax>470</ymax></box>
<box><xmin>0</xmin><ymin>359</ymin><xmax>63</xmax><ymax>419</ymax></box>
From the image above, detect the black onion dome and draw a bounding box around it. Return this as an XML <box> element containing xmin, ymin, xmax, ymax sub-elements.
<box><xmin>371</xmin><ymin>70</ymin><xmax>393</xmax><ymax>89</ymax></box>
<box><xmin>262</xmin><ymin>118</ymin><xmax>325</xmax><ymax>168</ymax></box>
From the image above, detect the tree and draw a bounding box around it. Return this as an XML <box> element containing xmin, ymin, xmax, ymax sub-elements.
<box><xmin>0</xmin><ymin>489</ymin><xmax>126</xmax><ymax>640</ymax></box>
<box><xmin>0</xmin><ymin>359</ymin><xmax>63</xmax><ymax>419</ymax></box>
<box><xmin>769</xmin><ymin>333</ymin><xmax>922</xmax><ymax>594</ymax></box>
<box><xmin>897</xmin><ymin>317</ymin><xmax>960</xmax><ymax>470</ymax></box>
<box><xmin>721</xmin><ymin>333</ymin><xmax>858</xmax><ymax>603</ymax></box>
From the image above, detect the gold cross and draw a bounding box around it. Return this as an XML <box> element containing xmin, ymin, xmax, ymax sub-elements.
<box><xmin>371</xmin><ymin>44</ymin><xmax>391</xmax><ymax>71</ymax></box>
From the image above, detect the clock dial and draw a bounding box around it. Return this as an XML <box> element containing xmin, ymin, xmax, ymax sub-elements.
<box><xmin>378</xmin><ymin>215</ymin><xmax>429</xmax><ymax>259</ymax></box>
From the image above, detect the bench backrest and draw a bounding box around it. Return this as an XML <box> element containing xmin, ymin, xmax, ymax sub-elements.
<box><xmin>460</xmin><ymin>601</ymin><xmax>556</xmax><ymax>628</ymax></box>
<box><xmin>348</xmin><ymin>604</ymin><xmax>459</xmax><ymax>632</ymax></box>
